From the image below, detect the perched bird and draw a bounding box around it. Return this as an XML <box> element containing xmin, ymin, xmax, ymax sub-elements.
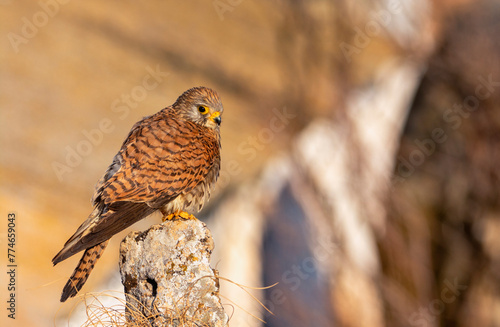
<box><xmin>53</xmin><ymin>86</ymin><xmax>223</xmax><ymax>302</ymax></box>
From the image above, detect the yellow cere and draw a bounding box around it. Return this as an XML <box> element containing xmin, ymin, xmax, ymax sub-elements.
<box><xmin>209</xmin><ymin>111</ymin><xmax>220</xmax><ymax>121</ymax></box>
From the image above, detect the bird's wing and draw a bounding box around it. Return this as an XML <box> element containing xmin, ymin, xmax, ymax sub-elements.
<box><xmin>52</xmin><ymin>202</ymin><xmax>155</xmax><ymax>264</ymax></box>
<box><xmin>53</xmin><ymin>109</ymin><xmax>220</xmax><ymax>264</ymax></box>
<box><xmin>99</xmin><ymin>110</ymin><xmax>219</xmax><ymax>206</ymax></box>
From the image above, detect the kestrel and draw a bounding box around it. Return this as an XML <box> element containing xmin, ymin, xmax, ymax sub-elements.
<box><xmin>53</xmin><ymin>86</ymin><xmax>223</xmax><ymax>302</ymax></box>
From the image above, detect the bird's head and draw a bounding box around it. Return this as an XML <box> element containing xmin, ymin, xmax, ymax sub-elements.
<box><xmin>173</xmin><ymin>86</ymin><xmax>223</xmax><ymax>130</ymax></box>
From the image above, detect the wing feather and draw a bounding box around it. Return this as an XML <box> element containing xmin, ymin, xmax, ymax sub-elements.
<box><xmin>98</xmin><ymin>109</ymin><xmax>219</xmax><ymax>207</ymax></box>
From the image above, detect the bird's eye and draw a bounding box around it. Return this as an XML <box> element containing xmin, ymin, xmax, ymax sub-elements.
<box><xmin>198</xmin><ymin>106</ymin><xmax>208</xmax><ymax>114</ymax></box>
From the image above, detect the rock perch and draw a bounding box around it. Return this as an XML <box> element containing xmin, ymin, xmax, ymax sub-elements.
<box><xmin>119</xmin><ymin>216</ymin><xmax>228</xmax><ymax>326</ymax></box>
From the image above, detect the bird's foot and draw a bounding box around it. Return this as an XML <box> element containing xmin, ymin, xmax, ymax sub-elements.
<box><xmin>162</xmin><ymin>210</ymin><xmax>197</xmax><ymax>221</ymax></box>
<box><xmin>178</xmin><ymin>211</ymin><xmax>197</xmax><ymax>220</ymax></box>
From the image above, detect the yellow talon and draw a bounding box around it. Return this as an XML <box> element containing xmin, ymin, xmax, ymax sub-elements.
<box><xmin>161</xmin><ymin>210</ymin><xmax>197</xmax><ymax>221</ymax></box>
<box><xmin>178</xmin><ymin>211</ymin><xmax>197</xmax><ymax>220</ymax></box>
<box><xmin>162</xmin><ymin>213</ymin><xmax>176</xmax><ymax>222</ymax></box>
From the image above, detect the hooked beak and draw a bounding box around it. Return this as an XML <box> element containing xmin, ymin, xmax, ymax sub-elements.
<box><xmin>210</xmin><ymin>111</ymin><xmax>221</xmax><ymax>125</ymax></box>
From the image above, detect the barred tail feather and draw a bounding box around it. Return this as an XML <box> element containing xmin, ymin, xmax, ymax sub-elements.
<box><xmin>60</xmin><ymin>241</ymin><xmax>109</xmax><ymax>302</ymax></box>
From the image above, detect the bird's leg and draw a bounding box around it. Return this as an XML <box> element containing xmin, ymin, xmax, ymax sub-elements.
<box><xmin>160</xmin><ymin>207</ymin><xmax>171</xmax><ymax>221</ymax></box>
<box><xmin>161</xmin><ymin>209</ymin><xmax>197</xmax><ymax>221</ymax></box>
<box><xmin>162</xmin><ymin>213</ymin><xmax>175</xmax><ymax>221</ymax></box>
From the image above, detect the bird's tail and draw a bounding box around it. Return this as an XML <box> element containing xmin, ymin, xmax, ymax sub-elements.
<box><xmin>60</xmin><ymin>240</ymin><xmax>109</xmax><ymax>302</ymax></box>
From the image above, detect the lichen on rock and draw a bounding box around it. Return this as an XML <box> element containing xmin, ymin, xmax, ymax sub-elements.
<box><xmin>119</xmin><ymin>217</ymin><xmax>227</xmax><ymax>326</ymax></box>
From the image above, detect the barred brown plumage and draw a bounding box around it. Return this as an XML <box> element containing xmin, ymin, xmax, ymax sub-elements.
<box><xmin>52</xmin><ymin>87</ymin><xmax>223</xmax><ymax>302</ymax></box>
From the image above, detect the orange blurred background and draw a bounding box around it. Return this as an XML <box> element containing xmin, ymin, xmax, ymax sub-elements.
<box><xmin>1</xmin><ymin>1</ymin><xmax>499</xmax><ymax>326</ymax></box>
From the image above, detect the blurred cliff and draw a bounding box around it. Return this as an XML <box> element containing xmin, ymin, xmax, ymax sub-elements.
<box><xmin>1</xmin><ymin>0</ymin><xmax>499</xmax><ymax>326</ymax></box>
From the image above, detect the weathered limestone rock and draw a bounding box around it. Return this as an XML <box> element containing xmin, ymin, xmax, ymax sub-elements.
<box><xmin>119</xmin><ymin>217</ymin><xmax>228</xmax><ymax>326</ymax></box>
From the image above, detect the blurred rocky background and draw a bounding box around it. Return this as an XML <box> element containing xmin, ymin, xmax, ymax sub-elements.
<box><xmin>1</xmin><ymin>0</ymin><xmax>499</xmax><ymax>326</ymax></box>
